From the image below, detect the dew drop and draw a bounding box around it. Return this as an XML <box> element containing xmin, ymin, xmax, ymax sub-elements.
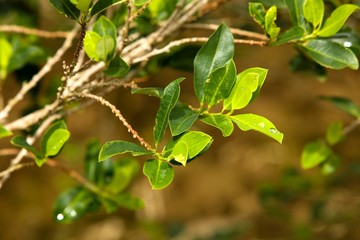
<box><xmin>56</xmin><ymin>213</ymin><xmax>64</xmax><ymax>221</ymax></box>
<box><xmin>269</xmin><ymin>128</ymin><xmax>278</xmax><ymax>134</ymax></box>
<box><xmin>344</xmin><ymin>41</ymin><xmax>352</xmax><ymax>48</ymax></box>
<box><xmin>69</xmin><ymin>210</ymin><xmax>77</xmax><ymax>217</ymax></box>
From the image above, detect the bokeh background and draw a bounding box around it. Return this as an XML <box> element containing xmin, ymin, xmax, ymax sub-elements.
<box><xmin>1</xmin><ymin>0</ymin><xmax>360</xmax><ymax>239</ymax></box>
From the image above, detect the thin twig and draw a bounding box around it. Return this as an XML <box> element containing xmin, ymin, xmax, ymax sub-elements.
<box><xmin>0</xmin><ymin>24</ymin><xmax>80</xmax><ymax>121</ymax></box>
<box><xmin>184</xmin><ymin>23</ymin><xmax>268</xmax><ymax>41</ymax></box>
<box><xmin>0</xmin><ymin>162</ymin><xmax>35</xmax><ymax>178</ymax></box>
<box><xmin>73</xmin><ymin>93</ymin><xmax>152</xmax><ymax>150</ymax></box>
<box><xmin>0</xmin><ymin>25</ymin><xmax>69</xmax><ymax>38</ymax></box>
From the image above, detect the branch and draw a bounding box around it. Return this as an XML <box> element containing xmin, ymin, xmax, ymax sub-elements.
<box><xmin>0</xmin><ymin>25</ymin><xmax>69</xmax><ymax>38</ymax></box>
<box><xmin>0</xmin><ymin>24</ymin><xmax>80</xmax><ymax>121</ymax></box>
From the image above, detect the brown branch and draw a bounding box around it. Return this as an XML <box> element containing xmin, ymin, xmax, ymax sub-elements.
<box><xmin>0</xmin><ymin>25</ymin><xmax>69</xmax><ymax>38</ymax></box>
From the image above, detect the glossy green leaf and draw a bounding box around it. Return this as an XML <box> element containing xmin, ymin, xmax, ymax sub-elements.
<box><xmin>301</xmin><ymin>140</ymin><xmax>331</xmax><ymax>169</ymax></box>
<box><xmin>112</xmin><ymin>193</ymin><xmax>144</xmax><ymax>210</ymax></box>
<box><xmin>231</xmin><ymin>114</ymin><xmax>284</xmax><ymax>143</ymax></box>
<box><xmin>169</xmin><ymin>131</ymin><xmax>213</xmax><ymax>165</ymax></box>
<box><xmin>90</xmin><ymin>0</ymin><xmax>126</xmax><ymax>17</ymax></box>
<box><xmin>131</xmin><ymin>87</ymin><xmax>163</xmax><ymax>97</ymax></box>
<box><xmin>285</xmin><ymin>0</ymin><xmax>308</xmax><ymax>28</ymax></box>
<box><xmin>8</xmin><ymin>40</ymin><xmax>44</xmax><ymax>72</ymax></box>
<box><xmin>98</xmin><ymin>140</ymin><xmax>151</xmax><ymax>161</ymax></box>
<box><xmin>0</xmin><ymin>37</ymin><xmax>13</xmax><ymax>80</ymax></box>
<box><xmin>76</xmin><ymin>0</ymin><xmax>92</xmax><ymax>11</ymax></box>
<box><xmin>204</xmin><ymin>60</ymin><xmax>236</xmax><ymax>108</ymax></box>
<box><xmin>303</xmin><ymin>0</ymin><xmax>324</xmax><ymax>29</ymax></box>
<box><xmin>318</xmin><ymin>4</ymin><xmax>360</xmax><ymax>37</ymax></box>
<box><xmin>84</xmin><ymin>31</ymin><xmax>101</xmax><ymax>61</ymax></box>
<box><xmin>40</xmin><ymin>120</ymin><xmax>68</xmax><ymax>155</ymax></box>
<box><xmin>326</xmin><ymin>122</ymin><xmax>344</xmax><ymax>146</ymax></box>
<box><xmin>93</xmin><ymin>16</ymin><xmax>117</xmax><ymax>40</ymax></box>
<box><xmin>0</xmin><ymin>125</ymin><xmax>12</xmax><ymax>139</ymax></box>
<box><xmin>49</xmin><ymin>0</ymin><xmax>80</xmax><ymax>20</ymax></box>
<box><xmin>224</xmin><ymin>68</ymin><xmax>268</xmax><ymax>110</ymax></box>
<box><xmin>105</xmin><ymin>158</ymin><xmax>140</xmax><ymax>193</ymax></box>
<box><xmin>265</xmin><ymin>6</ymin><xmax>280</xmax><ymax>41</ymax></box>
<box><xmin>104</xmin><ymin>55</ymin><xmax>130</xmax><ymax>77</ymax></box>
<box><xmin>153</xmin><ymin>78</ymin><xmax>183</xmax><ymax>147</ymax></box>
<box><xmin>96</xmin><ymin>36</ymin><xmax>115</xmax><ymax>61</ymax></box>
<box><xmin>143</xmin><ymin>159</ymin><xmax>174</xmax><ymax>190</ymax></box>
<box><xmin>249</xmin><ymin>2</ymin><xmax>266</xmax><ymax>28</ymax></box>
<box><xmin>200</xmin><ymin>114</ymin><xmax>234</xmax><ymax>137</ymax></box>
<box><xmin>169</xmin><ymin>103</ymin><xmax>199</xmax><ymax>136</ymax></box>
<box><xmin>321</xmin><ymin>96</ymin><xmax>360</xmax><ymax>118</ymax></box>
<box><xmin>194</xmin><ymin>24</ymin><xmax>234</xmax><ymax>103</ymax></box>
<box><xmin>44</xmin><ymin>129</ymin><xmax>70</xmax><ymax>157</ymax></box>
<box><xmin>53</xmin><ymin>186</ymin><xmax>100</xmax><ymax>223</ymax></box>
<box><xmin>321</xmin><ymin>154</ymin><xmax>340</xmax><ymax>175</ymax></box>
<box><xmin>134</xmin><ymin>0</ymin><xmax>149</xmax><ymax>6</ymax></box>
<box><xmin>11</xmin><ymin>136</ymin><xmax>44</xmax><ymax>159</ymax></box>
<box><xmin>272</xmin><ymin>26</ymin><xmax>306</xmax><ymax>46</ymax></box>
<box><xmin>301</xmin><ymin>39</ymin><xmax>358</xmax><ymax>70</ymax></box>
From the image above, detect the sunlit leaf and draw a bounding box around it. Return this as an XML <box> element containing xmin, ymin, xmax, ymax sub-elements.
<box><xmin>49</xmin><ymin>0</ymin><xmax>80</xmax><ymax>20</ymax></box>
<box><xmin>204</xmin><ymin>60</ymin><xmax>236</xmax><ymax>108</ymax></box>
<box><xmin>96</xmin><ymin>36</ymin><xmax>115</xmax><ymax>61</ymax></box>
<box><xmin>169</xmin><ymin>141</ymin><xmax>188</xmax><ymax>166</ymax></box>
<box><xmin>99</xmin><ymin>140</ymin><xmax>151</xmax><ymax>162</ymax></box>
<box><xmin>303</xmin><ymin>0</ymin><xmax>324</xmax><ymax>29</ymax></box>
<box><xmin>200</xmin><ymin>114</ymin><xmax>234</xmax><ymax>137</ymax></box>
<box><xmin>194</xmin><ymin>24</ymin><xmax>234</xmax><ymax>104</ymax></box>
<box><xmin>301</xmin><ymin>140</ymin><xmax>331</xmax><ymax>169</ymax></box>
<box><xmin>273</xmin><ymin>26</ymin><xmax>305</xmax><ymax>46</ymax></box>
<box><xmin>265</xmin><ymin>6</ymin><xmax>280</xmax><ymax>41</ymax></box>
<box><xmin>169</xmin><ymin>103</ymin><xmax>199</xmax><ymax>136</ymax></box>
<box><xmin>148</xmin><ymin>0</ymin><xmax>179</xmax><ymax>20</ymax></box>
<box><xmin>153</xmin><ymin>78</ymin><xmax>183</xmax><ymax>147</ymax></box>
<box><xmin>76</xmin><ymin>0</ymin><xmax>92</xmax><ymax>12</ymax></box>
<box><xmin>301</xmin><ymin>39</ymin><xmax>358</xmax><ymax>69</ymax></box>
<box><xmin>0</xmin><ymin>37</ymin><xmax>13</xmax><ymax>80</ymax></box>
<box><xmin>40</xmin><ymin>120</ymin><xmax>68</xmax><ymax>155</ymax></box>
<box><xmin>84</xmin><ymin>31</ymin><xmax>101</xmax><ymax>61</ymax></box>
<box><xmin>231</xmin><ymin>114</ymin><xmax>284</xmax><ymax>143</ymax></box>
<box><xmin>318</xmin><ymin>4</ymin><xmax>360</xmax><ymax>37</ymax></box>
<box><xmin>325</xmin><ymin>122</ymin><xmax>344</xmax><ymax>147</ymax></box>
<box><xmin>134</xmin><ymin>0</ymin><xmax>149</xmax><ymax>6</ymax></box>
<box><xmin>44</xmin><ymin>129</ymin><xmax>70</xmax><ymax>157</ymax></box>
<box><xmin>284</xmin><ymin>0</ymin><xmax>308</xmax><ymax>29</ymax></box>
<box><xmin>93</xmin><ymin>15</ymin><xmax>117</xmax><ymax>40</ymax></box>
<box><xmin>249</xmin><ymin>2</ymin><xmax>266</xmax><ymax>28</ymax></box>
<box><xmin>0</xmin><ymin>125</ymin><xmax>12</xmax><ymax>139</ymax></box>
<box><xmin>143</xmin><ymin>159</ymin><xmax>174</xmax><ymax>190</ymax></box>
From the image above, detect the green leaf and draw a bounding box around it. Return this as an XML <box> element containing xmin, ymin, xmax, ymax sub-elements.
<box><xmin>76</xmin><ymin>0</ymin><xmax>92</xmax><ymax>12</ymax></box>
<box><xmin>96</xmin><ymin>36</ymin><xmax>115</xmax><ymax>61</ymax></box>
<box><xmin>134</xmin><ymin>0</ymin><xmax>149</xmax><ymax>6</ymax></box>
<box><xmin>53</xmin><ymin>186</ymin><xmax>100</xmax><ymax>223</ymax></box>
<box><xmin>301</xmin><ymin>140</ymin><xmax>331</xmax><ymax>169</ymax></box>
<box><xmin>105</xmin><ymin>158</ymin><xmax>140</xmax><ymax>193</ymax></box>
<box><xmin>265</xmin><ymin>6</ymin><xmax>280</xmax><ymax>41</ymax></box>
<box><xmin>148</xmin><ymin>0</ymin><xmax>179</xmax><ymax>20</ymax></box>
<box><xmin>169</xmin><ymin>103</ymin><xmax>199</xmax><ymax>136</ymax></box>
<box><xmin>40</xmin><ymin>120</ymin><xmax>68</xmax><ymax>155</ymax></box>
<box><xmin>326</xmin><ymin>122</ymin><xmax>344</xmax><ymax>146</ymax></box>
<box><xmin>204</xmin><ymin>60</ymin><xmax>236</xmax><ymax>108</ymax></box>
<box><xmin>11</xmin><ymin>136</ymin><xmax>44</xmax><ymax>160</ymax></box>
<box><xmin>143</xmin><ymin>159</ymin><xmax>174</xmax><ymax>190</ymax></box>
<box><xmin>153</xmin><ymin>78</ymin><xmax>183</xmax><ymax>147</ymax></box>
<box><xmin>321</xmin><ymin>96</ymin><xmax>360</xmax><ymax>118</ymax></box>
<box><xmin>44</xmin><ymin>129</ymin><xmax>70</xmax><ymax>157</ymax></box>
<box><xmin>284</xmin><ymin>0</ymin><xmax>308</xmax><ymax>28</ymax></box>
<box><xmin>84</xmin><ymin>31</ymin><xmax>101</xmax><ymax>61</ymax></box>
<box><xmin>200</xmin><ymin>114</ymin><xmax>234</xmax><ymax>137</ymax></box>
<box><xmin>104</xmin><ymin>55</ymin><xmax>130</xmax><ymax>77</ymax></box>
<box><xmin>49</xmin><ymin>0</ymin><xmax>80</xmax><ymax>20</ymax></box>
<box><xmin>90</xmin><ymin>0</ymin><xmax>126</xmax><ymax>17</ymax></box>
<box><xmin>84</xmin><ymin>139</ymin><xmax>102</xmax><ymax>183</ymax></box>
<box><xmin>169</xmin><ymin>131</ymin><xmax>213</xmax><ymax>165</ymax></box>
<box><xmin>318</xmin><ymin>4</ymin><xmax>360</xmax><ymax>37</ymax></box>
<box><xmin>8</xmin><ymin>41</ymin><xmax>44</xmax><ymax>73</ymax></box>
<box><xmin>112</xmin><ymin>193</ymin><xmax>144</xmax><ymax>210</ymax></box>
<box><xmin>0</xmin><ymin>125</ymin><xmax>12</xmax><ymax>139</ymax></box>
<box><xmin>194</xmin><ymin>24</ymin><xmax>234</xmax><ymax>104</ymax></box>
<box><xmin>224</xmin><ymin>67</ymin><xmax>268</xmax><ymax>111</ymax></box>
<box><xmin>0</xmin><ymin>37</ymin><xmax>13</xmax><ymax>80</ymax></box>
<box><xmin>98</xmin><ymin>140</ymin><xmax>151</xmax><ymax>162</ymax></box>
<box><xmin>321</xmin><ymin>154</ymin><xmax>340</xmax><ymax>175</ymax></box>
<box><xmin>301</xmin><ymin>39</ymin><xmax>358</xmax><ymax>70</ymax></box>
<box><xmin>249</xmin><ymin>2</ymin><xmax>266</xmax><ymax>28</ymax></box>
<box><xmin>93</xmin><ymin>15</ymin><xmax>117</xmax><ymax>40</ymax></box>
<box><xmin>231</xmin><ymin>114</ymin><xmax>284</xmax><ymax>143</ymax></box>
<box><xmin>272</xmin><ymin>26</ymin><xmax>306</xmax><ymax>46</ymax></box>
<box><xmin>131</xmin><ymin>87</ymin><xmax>164</xmax><ymax>97</ymax></box>
<box><xmin>303</xmin><ymin>0</ymin><xmax>324</xmax><ymax>29</ymax></box>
